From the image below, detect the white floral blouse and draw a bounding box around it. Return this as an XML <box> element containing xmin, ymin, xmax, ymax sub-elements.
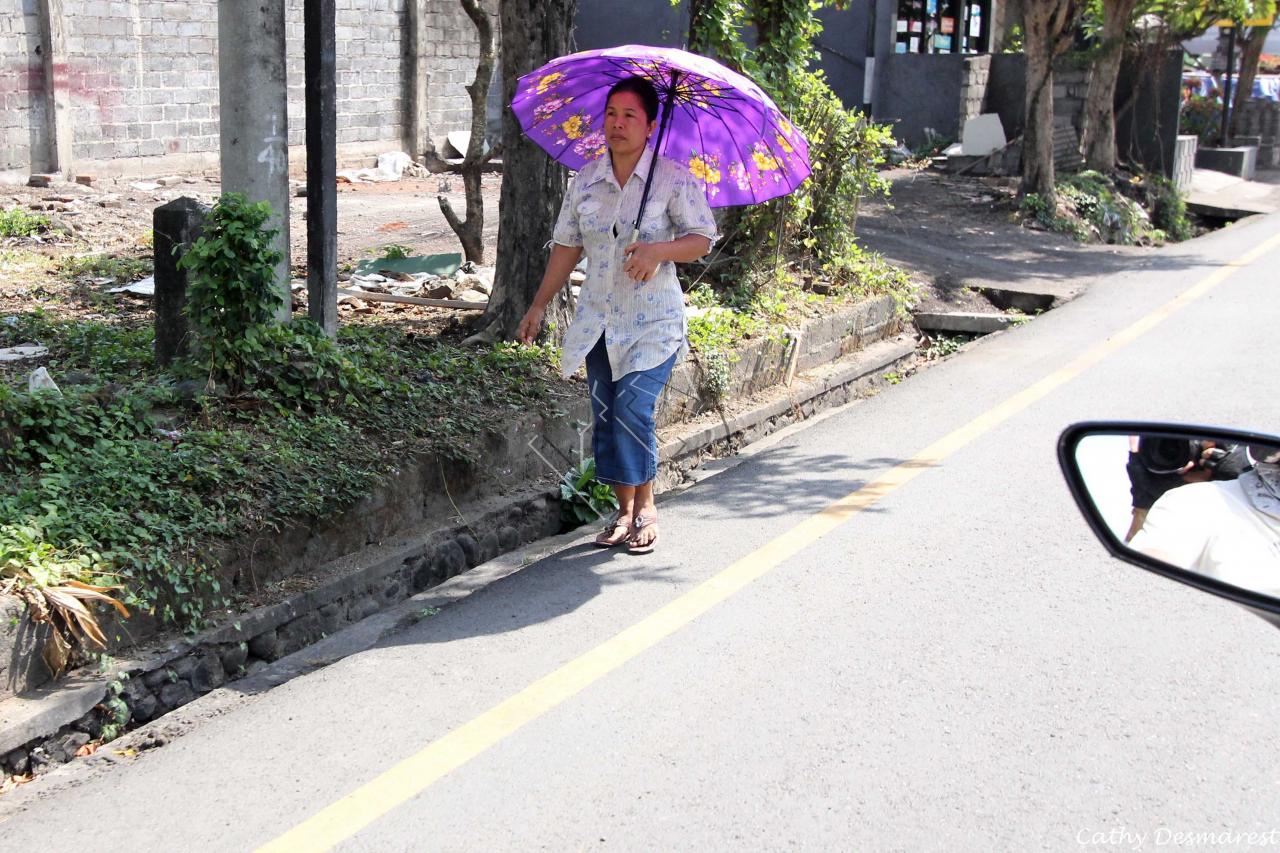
<box><xmin>552</xmin><ymin>145</ymin><xmax>720</xmax><ymax>381</ymax></box>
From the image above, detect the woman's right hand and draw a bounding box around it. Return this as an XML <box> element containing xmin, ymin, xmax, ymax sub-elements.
<box><xmin>517</xmin><ymin>305</ymin><xmax>545</xmax><ymax>344</ymax></box>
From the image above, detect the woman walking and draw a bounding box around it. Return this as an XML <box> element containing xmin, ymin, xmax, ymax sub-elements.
<box><xmin>517</xmin><ymin>75</ymin><xmax>718</xmax><ymax>554</ymax></box>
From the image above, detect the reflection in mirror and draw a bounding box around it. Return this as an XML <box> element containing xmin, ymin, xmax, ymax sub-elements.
<box><xmin>1074</xmin><ymin>431</ymin><xmax>1280</xmax><ymax>597</ymax></box>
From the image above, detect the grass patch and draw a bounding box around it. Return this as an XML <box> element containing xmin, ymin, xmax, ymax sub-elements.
<box><xmin>58</xmin><ymin>253</ymin><xmax>153</xmax><ymax>284</ymax></box>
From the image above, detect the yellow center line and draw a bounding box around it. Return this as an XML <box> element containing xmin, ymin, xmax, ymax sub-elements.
<box><xmin>257</xmin><ymin>231</ymin><xmax>1280</xmax><ymax>853</ymax></box>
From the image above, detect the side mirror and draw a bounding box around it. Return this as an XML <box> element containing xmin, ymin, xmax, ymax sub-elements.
<box><xmin>1059</xmin><ymin>422</ymin><xmax>1280</xmax><ymax>619</ymax></box>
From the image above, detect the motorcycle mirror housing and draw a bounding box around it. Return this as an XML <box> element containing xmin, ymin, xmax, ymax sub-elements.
<box><xmin>1059</xmin><ymin>421</ymin><xmax>1280</xmax><ymax>622</ymax></box>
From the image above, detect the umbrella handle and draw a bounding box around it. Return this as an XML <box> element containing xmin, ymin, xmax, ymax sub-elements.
<box><xmin>633</xmin><ymin>68</ymin><xmax>682</xmax><ymax>239</ymax></box>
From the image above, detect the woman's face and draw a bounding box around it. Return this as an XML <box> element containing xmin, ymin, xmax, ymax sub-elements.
<box><xmin>604</xmin><ymin>91</ymin><xmax>655</xmax><ymax>158</ymax></box>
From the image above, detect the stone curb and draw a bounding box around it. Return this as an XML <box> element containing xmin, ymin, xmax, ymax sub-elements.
<box><xmin>0</xmin><ymin>318</ymin><xmax>917</xmax><ymax>790</ymax></box>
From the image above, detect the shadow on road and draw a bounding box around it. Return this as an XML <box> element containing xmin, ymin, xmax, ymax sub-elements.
<box><xmin>373</xmin><ymin>448</ymin><xmax>921</xmax><ymax>647</ymax></box>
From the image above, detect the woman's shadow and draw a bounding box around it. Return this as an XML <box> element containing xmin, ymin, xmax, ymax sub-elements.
<box><xmin>378</xmin><ymin>540</ymin><xmax>679</xmax><ymax>649</ymax></box>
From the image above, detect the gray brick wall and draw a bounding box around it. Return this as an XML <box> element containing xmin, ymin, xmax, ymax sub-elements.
<box><xmin>1</xmin><ymin>0</ymin><xmax>492</xmax><ymax>175</ymax></box>
<box><xmin>0</xmin><ymin>0</ymin><xmax>40</xmax><ymax>173</ymax></box>
<box><xmin>423</xmin><ymin>0</ymin><xmax>495</xmax><ymax>147</ymax></box>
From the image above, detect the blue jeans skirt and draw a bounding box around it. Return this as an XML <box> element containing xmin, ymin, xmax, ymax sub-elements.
<box><xmin>585</xmin><ymin>335</ymin><xmax>679</xmax><ymax>487</ymax></box>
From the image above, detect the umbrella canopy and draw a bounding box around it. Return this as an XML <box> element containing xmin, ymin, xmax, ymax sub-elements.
<box><xmin>511</xmin><ymin>45</ymin><xmax>811</xmax><ymax>209</ymax></box>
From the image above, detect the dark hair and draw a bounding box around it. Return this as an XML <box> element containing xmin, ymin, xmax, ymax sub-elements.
<box><xmin>606</xmin><ymin>76</ymin><xmax>660</xmax><ymax>123</ymax></box>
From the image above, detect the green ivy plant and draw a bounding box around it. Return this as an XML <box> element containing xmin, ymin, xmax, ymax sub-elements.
<box><xmin>178</xmin><ymin>193</ymin><xmax>285</xmax><ymax>388</ymax></box>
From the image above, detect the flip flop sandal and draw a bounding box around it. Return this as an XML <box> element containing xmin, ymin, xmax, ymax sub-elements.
<box><xmin>594</xmin><ymin>512</ymin><xmax>632</xmax><ymax>547</ymax></box>
<box><xmin>627</xmin><ymin>514</ymin><xmax>658</xmax><ymax>554</ymax></box>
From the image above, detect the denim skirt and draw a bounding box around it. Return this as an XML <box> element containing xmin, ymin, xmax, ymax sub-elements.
<box><xmin>584</xmin><ymin>335</ymin><xmax>680</xmax><ymax>487</ymax></box>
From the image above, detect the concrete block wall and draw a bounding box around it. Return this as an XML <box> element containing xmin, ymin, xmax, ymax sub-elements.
<box><xmin>0</xmin><ymin>0</ymin><xmax>41</xmax><ymax>173</ymax></box>
<box><xmin>59</xmin><ymin>1</ymin><xmax>222</xmax><ymax>166</ymax></box>
<box><xmin>421</xmin><ymin>0</ymin><xmax>493</xmax><ymax>145</ymax></box>
<box><xmin>287</xmin><ymin>0</ymin><xmax>409</xmax><ymax>150</ymax></box>
<box><xmin>958</xmin><ymin>55</ymin><xmax>991</xmax><ymax>133</ymax></box>
<box><xmin>1051</xmin><ymin>65</ymin><xmax>1090</xmax><ymax>133</ymax></box>
<box><xmin>1234</xmin><ymin>99</ymin><xmax>1279</xmax><ymax>144</ymax></box>
<box><xmin>0</xmin><ymin>0</ymin><xmax>491</xmax><ymax>177</ymax></box>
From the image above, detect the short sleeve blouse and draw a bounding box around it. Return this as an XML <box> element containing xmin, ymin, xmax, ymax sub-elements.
<box><xmin>552</xmin><ymin>146</ymin><xmax>719</xmax><ymax>380</ymax></box>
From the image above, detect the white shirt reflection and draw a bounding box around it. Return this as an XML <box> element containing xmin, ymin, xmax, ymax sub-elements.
<box><xmin>1130</xmin><ymin>464</ymin><xmax>1280</xmax><ymax>595</ymax></box>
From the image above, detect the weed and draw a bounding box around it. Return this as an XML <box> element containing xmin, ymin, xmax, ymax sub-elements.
<box><xmin>921</xmin><ymin>332</ymin><xmax>977</xmax><ymax>361</ymax></box>
<box><xmin>377</xmin><ymin>244</ymin><xmax>413</xmax><ymax>260</ymax></box>
<box><xmin>0</xmin><ymin>207</ymin><xmax>50</xmax><ymax>238</ymax></box>
<box><xmin>559</xmin><ymin>456</ymin><xmax>619</xmax><ymax>526</ymax></box>
<box><xmin>1021</xmin><ymin>170</ymin><xmax>1181</xmax><ymax>246</ymax></box>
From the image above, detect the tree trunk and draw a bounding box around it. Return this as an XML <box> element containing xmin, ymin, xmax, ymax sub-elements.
<box><xmin>466</xmin><ymin>0</ymin><xmax>576</xmax><ymax>345</ymax></box>
<box><xmin>1229</xmin><ymin>24</ymin><xmax>1270</xmax><ymax>138</ymax></box>
<box><xmin>438</xmin><ymin>0</ymin><xmax>497</xmax><ymax>265</ymax></box>
<box><xmin>1080</xmin><ymin>0</ymin><xmax>1139</xmax><ymax>172</ymax></box>
<box><xmin>1020</xmin><ymin>0</ymin><xmax>1078</xmax><ymax>201</ymax></box>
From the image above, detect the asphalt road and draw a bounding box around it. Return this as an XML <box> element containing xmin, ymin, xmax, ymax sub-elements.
<box><xmin>4</xmin><ymin>211</ymin><xmax>1280</xmax><ymax>851</ymax></box>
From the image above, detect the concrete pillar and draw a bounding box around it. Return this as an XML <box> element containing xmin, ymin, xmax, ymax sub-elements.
<box><xmin>153</xmin><ymin>198</ymin><xmax>208</xmax><ymax>367</ymax></box>
<box><xmin>405</xmin><ymin>0</ymin><xmax>432</xmax><ymax>157</ymax></box>
<box><xmin>869</xmin><ymin>0</ymin><xmax>896</xmax><ymax>120</ymax></box>
<box><xmin>217</xmin><ymin>0</ymin><xmax>292</xmax><ymax>322</ymax></box>
<box><xmin>34</xmin><ymin>0</ymin><xmax>74</xmax><ymax>174</ymax></box>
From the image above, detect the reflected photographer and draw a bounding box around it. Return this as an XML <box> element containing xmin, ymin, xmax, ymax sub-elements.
<box><xmin>1129</xmin><ymin>444</ymin><xmax>1280</xmax><ymax>594</ymax></box>
<box><xmin>1124</xmin><ymin>436</ymin><xmax>1249</xmax><ymax>542</ymax></box>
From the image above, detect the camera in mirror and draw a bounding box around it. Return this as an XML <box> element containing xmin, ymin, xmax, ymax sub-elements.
<box><xmin>1070</xmin><ymin>429</ymin><xmax>1280</xmax><ymax>599</ymax></box>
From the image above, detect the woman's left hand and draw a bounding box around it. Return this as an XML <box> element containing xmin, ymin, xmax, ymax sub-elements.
<box><xmin>622</xmin><ymin>242</ymin><xmax>665</xmax><ymax>283</ymax></box>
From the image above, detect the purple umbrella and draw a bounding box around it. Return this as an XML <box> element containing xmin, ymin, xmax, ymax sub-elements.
<box><xmin>511</xmin><ymin>45</ymin><xmax>811</xmax><ymax>232</ymax></box>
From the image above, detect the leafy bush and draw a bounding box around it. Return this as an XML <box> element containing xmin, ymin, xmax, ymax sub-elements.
<box><xmin>175</xmin><ymin>194</ymin><xmax>379</xmax><ymax>411</ymax></box>
<box><xmin>1138</xmin><ymin>173</ymin><xmax>1194</xmax><ymax>242</ymax></box>
<box><xmin>728</xmin><ymin>70</ymin><xmax>895</xmax><ymax>285</ymax></box>
<box><xmin>0</xmin><ymin>207</ymin><xmax>50</xmax><ymax>238</ymax></box>
<box><xmin>178</xmin><ymin>193</ymin><xmax>284</xmax><ymax>382</ymax></box>
<box><xmin>1021</xmin><ymin>171</ymin><xmax>1170</xmax><ymax>246</ymax></box>
<box><xmin>687</xmin><ymin>301</ymin><xmax>760</xmax><ymax>400</ymax></box>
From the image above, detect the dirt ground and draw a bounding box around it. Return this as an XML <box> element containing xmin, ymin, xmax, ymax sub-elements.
<box><xmin>1</xmin><ymin>163</ymin><xmax>1128</xmax><ymax>339</ymax></box>
<box><xmin>857</xmin><ymin>168</ymin><xmax>1152</xmax><ymax>314</ymax></box>
<box><xmin>0</xmin><ymin>170</ymin><xmax>505</xmax><ymax>342</ymax></box>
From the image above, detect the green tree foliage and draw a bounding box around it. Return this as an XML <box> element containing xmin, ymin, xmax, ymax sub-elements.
<box><xmin>684</xmin><ymin>0</ymin><xmax>751</xmax><ymax>69</ymax></box>
<box><xmin>676</xmin><ymin>1</ymin><xmax>896</xmax><ymax>287</ymax></box>
<box><xmin>1142</xmin><ymin>0</ymin><xmax>1275</xmax><ymax>39</ymax></box>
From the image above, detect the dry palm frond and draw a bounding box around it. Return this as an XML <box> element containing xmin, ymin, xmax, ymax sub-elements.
<box><xmin>9</xmin><ymin>581</ymin><xmax>129</xmax><ymax>677</ymax></box>
<box><xmin>1</xmin><ymin>525</ymin><xmax>130</xmax><ymax>677</ymax></box>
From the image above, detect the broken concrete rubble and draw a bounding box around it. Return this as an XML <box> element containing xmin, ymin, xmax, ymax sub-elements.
<box><xmin>961</xmin><ymin>114</ymin><xmax>1007</xmax><ymax>157</ymax></box>
<box><xmin>0</xmin><ymin>345</ymin><xmax>49</xmax><ymax>363</ymax></box>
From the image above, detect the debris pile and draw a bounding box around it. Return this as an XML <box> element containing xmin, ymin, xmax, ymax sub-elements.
<box><xmin>292</xmin><ymin>254</ymin><xmax>494</xmax><ymax>314</ymax></box>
